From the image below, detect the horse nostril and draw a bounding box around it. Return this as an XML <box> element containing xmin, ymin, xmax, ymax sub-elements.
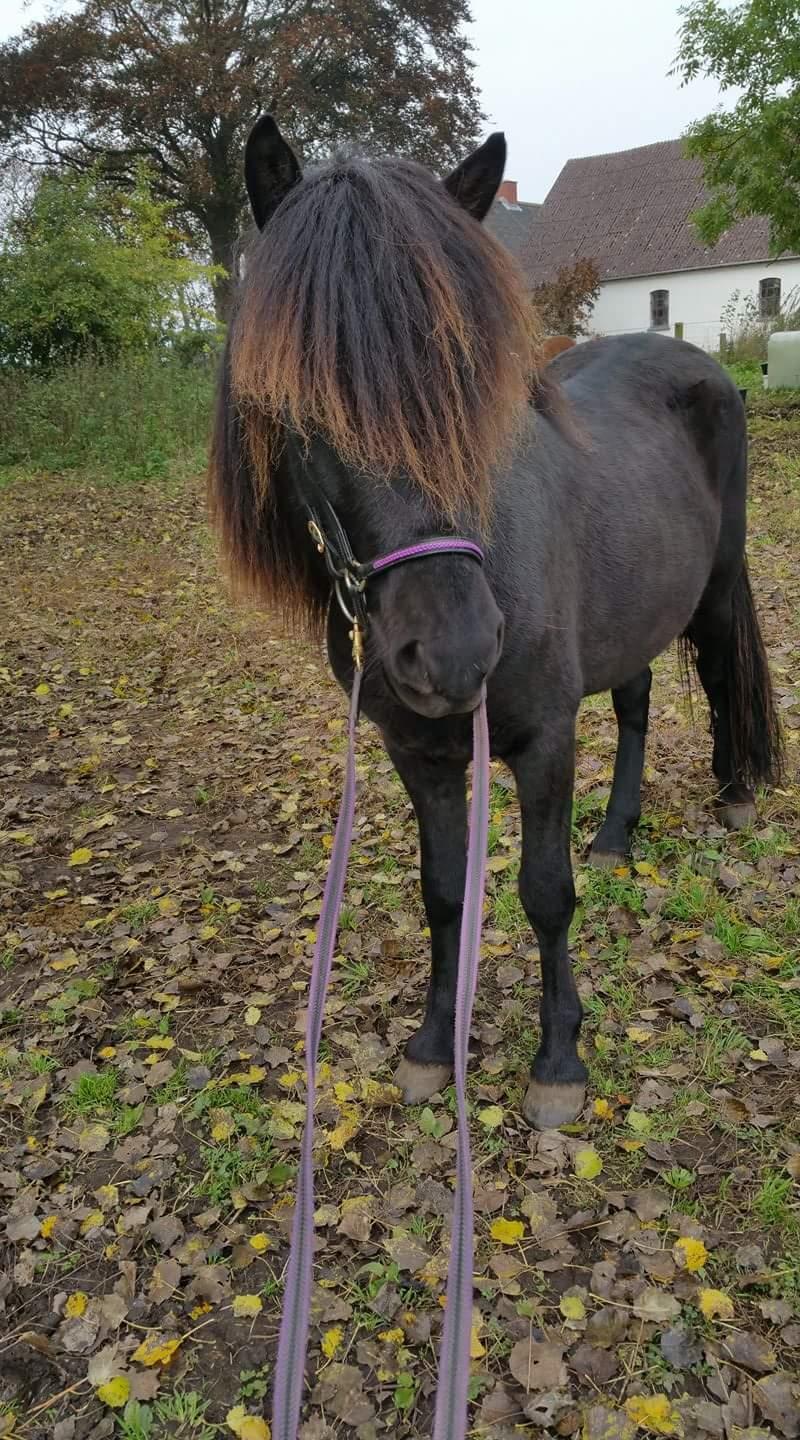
<box><xmin>397</xmin><ymin>640</ymin><xmax>421</xmax><ymax>675</ymax></box>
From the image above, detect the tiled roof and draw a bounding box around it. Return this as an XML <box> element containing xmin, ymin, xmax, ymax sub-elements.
<box><xmin>485</xmin><ymin>196</ymin><xmax>541</xmax><ymax>265</ymax></box>
<box><xmin>524</xmin><ymin>138</ymin><xmax>779</xmax><ymax>285</ymax></box>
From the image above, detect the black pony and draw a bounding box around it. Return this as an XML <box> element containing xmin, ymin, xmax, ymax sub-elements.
<box><xmin>211</xmin><ymin>117</ymin><xmax>783</xmax><ymax>1129</ymax></box>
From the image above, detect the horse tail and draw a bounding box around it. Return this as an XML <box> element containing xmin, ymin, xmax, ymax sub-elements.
<box><xmin>726</xmin><ymin>560</ymin><xmax>784</xmax><ymax>789</ymax></box>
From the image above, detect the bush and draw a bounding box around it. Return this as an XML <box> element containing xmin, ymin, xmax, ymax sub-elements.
<box><xmin>532</xmin><ymin>259</ymin><xmax>601</xmax><ymax>338</ymax></box>
<box><xmin>0</xmin><ymin>353</ymin><xmax>215</xmax><ymax>480</ymax></box>
<box><xmin>719</xmin><ymin>286</ymin><xmax>800</xmax><ymax>365</ymax></box>
<box><xmin>0</xmin><ymin>168</ymin><xmax>219</xmax><ymax>369</ymax></box>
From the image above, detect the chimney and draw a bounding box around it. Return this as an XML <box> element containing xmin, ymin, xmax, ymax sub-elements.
<box><xmin>497</xmin><ymin>179</ymin><xmax>518</xmax><ymax>204</ymax></box>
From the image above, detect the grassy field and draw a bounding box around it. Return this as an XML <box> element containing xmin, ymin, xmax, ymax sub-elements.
<box><xmin>1</xmin><ymin>385</ymin><xmax>799</xmax><ymax>1439</ymax></box>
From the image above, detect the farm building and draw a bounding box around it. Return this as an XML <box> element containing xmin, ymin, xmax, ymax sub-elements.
<box><xmin>524</xmin><ymin>138</ymin><xmax>800</xmax><ymax>351</ymax></box>
<box><xmin>485</xmin><ymin>178</ymin><xmax>541</xmax><ymax>265</ymax></box>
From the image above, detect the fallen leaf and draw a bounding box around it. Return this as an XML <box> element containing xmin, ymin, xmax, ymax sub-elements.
<box><xmin>490</xmin><ymin>1217</ymin><xmax>524</xmax><ymax>1245</ymax></box>
<box><xmin>508</xmin><ymin>1337</ymin><xmax>566</xmax><ymax>1391</ymax></box>
<box><xmin>625</xmin><ymin>1393</ymin><xmax>683</xmax><ymax>1435</ymax></box>
<box><xmin>64</xmin><ymin>1292</ymin><xmax>88</xmax><ymax>1318</ymax></box>
<box><xmin>96</xmin><ymin>1376</ymin><xmax>130</xmax><ymax>1408</ymax></box>
<box><xmin>698</xmin><ymin>1288</ymin><xmax>734</xmax><ymax>1321</ymax></box>
<box><xmin>478</xmin><ymin>1105</ymin><xmax>504</xmax><ymax>1129</ymax></box>
<box><xmin>574</xmin><ymin>1146</ymin><xmax>603</xmax><ymax>1180</ymax></box>
<box><xmin>227</xmin><ymin>1406</ymin><xmax>271</xmax><ymax>1440</ymax></box>
<box><xmin>68</xmin><ymin>847</ymin><xmax>93</xmax><ymax>866</ymax></box>
<box><xmin>673</xmin><ymin>1236</ymin><xmax>709</xmax><ymax>1273</ymax></box>
<box><xmin>632</xmin><ymin>1288</ymin><xmax>681</xmax><ymax>1323</ymax></box>
<box><xmin>232</xmin><ymin>1294</ymin><xmax>263</xmax><ymax>1319</ymax></box>
<box><xmin>560</xmin><ymin>1292</ymin><xmax>587</xmax><ymax>1323</ymax></box>
<box><xmin>131</xmin><ymin>1335</ymin><xmax>183</xmax><ymax>1367</ymax></box>
<box><xmin>321</xmin><ymin>1327</ymin><xmax>343</xmax><ymax>1359</ymax></box>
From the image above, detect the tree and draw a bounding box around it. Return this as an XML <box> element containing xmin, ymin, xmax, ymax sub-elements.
<box><xmin>0</xmin><ymin>169</ymin><xmax>217</xmax><ymax>368</ymax></box>
<box><xmin>531</xmin><ymin>259</ymin><xmax>601</xmax><ymax>338</ymax></box>
<box><xmin>674</xmin><ymin>0</ymin><xmax>800</xmax><ymax>252</ymax></box>
<box><xmin>0</xmin><ymin>0</ymin><xmax>482</xmax><ymax>320</ymax></box>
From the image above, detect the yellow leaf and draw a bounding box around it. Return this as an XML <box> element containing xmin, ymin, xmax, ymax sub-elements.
<box><xmin>625</xmin><ymin>1393</ymin><xmax>683</xmax><ymax>1435</ymax></box>
<box><xmin>144</xmin><ymin>1035</ymin><xmax>175</xmax><ymax>1050</ymax></box>
<box><xmin>490</xmin><ymin>1218</ymin><xmax>524</xmax><ymax>1245</ymax></box>
<box><xmin>333</xmin><ymin>1080</ymin><xmax>355</xmax><ymax>1103</ymax></box>
<box><xmin>278</xmin><ymin>1069</ymin><xmax>302</xmax><ymax>1090</ymax></box>
<box><xmin>248</xmin><ymin>1233</ymin><xmax>271</xmax><ymax>1252</ymax></box>
<box><xmin>470</xmin><ymin>1308</ymin><xmax>486</xmax><ymax>1359</ymax></box>
<box><xmin>626</xmin><ymin>1026</ymin><xmax>654</xmax><ymax>1044</ymax></box>
<box><xmin>749</xmin><ymin>1048</ymin><xmax>768</xmax><ymax>1062</ymax></box>
<box><xmin>68</xmin><ymin>847</ymin><xmax>93</xmax><ymax>867</ymax></box>
<box><xmin>378</xmin><ymin>1328</ymin><xmax>405</xmax><ymax>1345</ymax></box>
<box><xmin>574</xmin><ymin>1146</ymin><xmax>603</xmax><ymax>1180</ymax></box>
<box><xmin>326</xmin><ymin>1114</ymin><xmax>360</xmax><ymax>1151</ymax></box>
<box><xmin>96</xmin><ymin>1376</ymin><xmax>131</xmax><ymax>1409</ymax></box>
<box><xmin>131</xmin><ymin>1335</ymin><xmax>183</xmax><ymax>1367</ymax></box>
<box><xmin>232</xmin><ymin>1294</ymin><xmax>263</xmax><ymax>1319</ymax></box>
<box><xmin>40</xmin><ymin>1215</ymin><xmax>57</xmax><ymax>1240</ymax></box>
<box><xmin>360</xmin><ymin>1078</ymin><xmax>402</xmax><ymax>1106</ymax></box>
<box><xmin>34</xmin><ymin>682</ymin><xmax>51</xmax><ymax>697</ymax></box>
<box><xmin>228</xmin><ymin>1066</ymin><xmax>266</xmax><ymax>1085</ymax></box>
<box><xmin>244</xmin><ymin>1006</ymin><xmax>261</xmax><ymax>1026</ymax></box>
<box><xmin>321</xmin><ymin>1326</ymin><xmax>343</xmax><ymax>1359</ymax></box>
<box><xmin>65</xmin><ymin>1291</ymin><xmax>88</xmax><ymax>1318</ymax></box>
<box><xmin>226</xmin><ymin>1407</ymin><xmax>271</xmax><ymax>1440</ymax></box>
<box><xmin>634</xmin><ymin>861</ymin><xmax>667</xmax><ymax>886</ymax></box>
<box><xmin>673</xmin><ymin>1236</ymin><xmax>709</xmax><ymax>1273</ymax></box>
<box><xmin>560</xmin><ymin>1293</ymin><xmax>586</xmax><ymax>1322</ymax></box>
<box><xmin>477</xmin><ymin>1105</ymin><xmax>504</xmax><ymax>1129</ymax></box>
<box><xmin>211</xmin><ymin>1120</ymin><xmax>235</xmax><ymax>1142</ymax></box>
<box><xmin>593</xmin><ymin>1097</ymin><xmax>614</xmax><ymax>1120</ymax></box>
<box><xmin>190</xmin><ymin>1301</ymin><xmax>212</xmax><ymax>1320</ymax></box>
<box><xmin>98</xmin><ymin>1046</ymin><xmax>117</xmax><ymax>1059</ymax></box>
<box><xmin>80</xmin><ymin>1210</ymin><xmax>104</xmax><ymax>1235</ymax></box>
<box><xmin>698</xmin><ymin>1288</ymin><xmax>734</xmax><ymax>1321</ymax></box>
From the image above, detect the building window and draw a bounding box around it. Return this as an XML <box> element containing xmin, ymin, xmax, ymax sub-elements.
<box><xmin>759</xmin><ymin>276</ymin><xmax>781</xmax><ymax>318</ymax></box>
<box><xmin>650</xmin><ymin>289</ymin><xmax>669</xmax><ymax>330</ymax></box>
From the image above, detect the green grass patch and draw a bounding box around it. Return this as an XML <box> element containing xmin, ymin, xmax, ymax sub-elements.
<box><xmin>0</xmin><ymin>354</ymin><xmax>213</xmax><ymax>481</ymax></box>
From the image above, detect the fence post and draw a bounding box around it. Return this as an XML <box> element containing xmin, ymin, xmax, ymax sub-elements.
<box><xmin>674</xmin><ymin>322</ymin><xmax>684</xmax><ymax>340</ymax></box>
<box><xmin>719</xmin><ymin>331</ymin><xmax>727</xmax><ymax>357</ymax></box>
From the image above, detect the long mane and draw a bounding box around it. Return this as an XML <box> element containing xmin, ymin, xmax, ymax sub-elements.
<box><xmin>210</xmin><ymin>150</ymin><xmax>549</xmax><ymax>620</ymax></box>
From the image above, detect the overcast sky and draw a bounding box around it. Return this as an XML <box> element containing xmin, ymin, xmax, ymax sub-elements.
<box><xmin>3</xmin><ymin>0</ymin><xmax>730</xmax><ymax>201</ymax></box>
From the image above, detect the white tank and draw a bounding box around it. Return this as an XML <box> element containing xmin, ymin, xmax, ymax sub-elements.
<box><xmin>767</xmin><ymin>331</ymin><xmax>800</xmax><ymax>389</ymax></box>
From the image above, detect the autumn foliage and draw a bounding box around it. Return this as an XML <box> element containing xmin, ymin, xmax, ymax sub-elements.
<box><xmin>532</xmin><ymin>258</ymin><xmax>601</xmax><ymax>339</ymax></box>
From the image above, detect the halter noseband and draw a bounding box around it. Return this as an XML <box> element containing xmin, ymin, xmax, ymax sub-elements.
<box><xmin>306</xmin><ymin>499</ymin><xmax>484</xmax><ymax>669</ymax></box>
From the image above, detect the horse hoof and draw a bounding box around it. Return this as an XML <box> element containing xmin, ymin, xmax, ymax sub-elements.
<box><xmin>588</xmin><ymin>847</ymin><xmax>627</xmax><ymax>870</ymax></box>
<box><xmin>394</xmin><ymin>1058</ymin><xmax>452</xmax><ymax>1105</ymax></box>
<box><xmin>522</xmin><ymin>1080</ymin><xmax>586</xmax><ymax>1130</ymax></box>
<box><xmin>716</xmin><ymin>801</ymin><xmax>757</xmax><ymax>831</ymax></box>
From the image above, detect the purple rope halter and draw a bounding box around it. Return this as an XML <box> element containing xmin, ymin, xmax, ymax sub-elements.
<box><xmin>271</xmin><ymin>506</ymin><xmax>490</xmax><ymax>1440</ymax></box>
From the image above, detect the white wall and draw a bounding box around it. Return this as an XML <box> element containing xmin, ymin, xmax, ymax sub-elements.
<box><xmin>589</xmin><ymin>258</ymin><xmax>800</xmax><ymax>352</ymax></box>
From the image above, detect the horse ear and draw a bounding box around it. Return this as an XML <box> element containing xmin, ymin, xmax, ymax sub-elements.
<box><xmin>244</xmin><ymin>115</ymin><xmax>302</xmax><ymax>230</ymax></box>
<box><xmin>443</xmin><ymin>132</ymin><xmax>506</xmax><ymax>221</ymax></box>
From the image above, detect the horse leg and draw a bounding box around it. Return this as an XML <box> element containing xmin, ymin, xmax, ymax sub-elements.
<box><xmin>590</xmin><ymin>667</ymin><xmax>652</xmax><ymax>865</ymax></box>
<box><xmin>687</xmin><ymin>593</ymin><xmax>757</xmax><ymax>829</ymax></box>
<box><xmin>510</xmin><ymin>722</ymin><xmax>588</xmax><ymax>1129</ymax></box>
<box><xmin>387</xmin><ymin>744</ymin><xmax>467</xmax><ymax>1104</ymax></box>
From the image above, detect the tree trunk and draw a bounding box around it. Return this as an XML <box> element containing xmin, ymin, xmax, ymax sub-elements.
<box><xmin>205</xmin><ymin>205</ymin><xmax>242</xmax><ymax>324</ymax></box>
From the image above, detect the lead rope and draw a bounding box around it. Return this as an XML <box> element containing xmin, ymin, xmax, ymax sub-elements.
<box><xmin>271</xmin><ymin>667</ymin><xmax>362</xmax><ymax>1440</ymax></box>
<box><xmin>271</xmin><ymin>670</ymin><xmax>489</xmax><ymax>1440</ymax></box>
<box><xmin>433</xmin><ymin>691</ymin><xmax>489</xmax><ymax>1440</ymax></box>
